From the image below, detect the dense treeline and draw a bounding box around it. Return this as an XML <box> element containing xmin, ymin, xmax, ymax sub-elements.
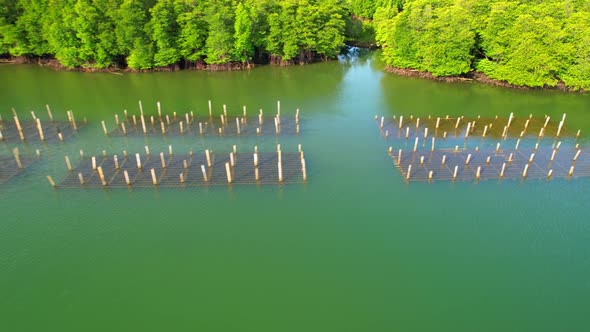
<box><xmin>0</xmin><ymin>0</ymin><xmax>348</xmax><ymax>69</ymax></box>
<box><xmin>364</xmin><ymin>0</ymin><xmax>590</xmax><ymax>90</ymax></box>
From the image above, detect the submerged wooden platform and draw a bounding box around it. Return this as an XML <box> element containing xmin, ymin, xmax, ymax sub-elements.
<box><xmin>376</xmin><ymin>114</ymin><xmax>579</xmax><ymax>141</ymax></box>
<box><xmin>58</xmin><ymin>151</ymin><xmax>307</xmax><ymax>188</ymax></box>
<box><xmin>0</xmin><ymin>155</ymin><xmax>39</xmax><ymax>184</ymax></box>
<box><xmin>392</xmin><ymin>146</ymin><xmax>588</xmax><ymax>182</ymax></box>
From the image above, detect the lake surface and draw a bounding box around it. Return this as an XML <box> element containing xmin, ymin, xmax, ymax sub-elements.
<box><xmin>1</xmin><ymin>51</ymin><xmax>590</xmax><ymax>331</ymax></box>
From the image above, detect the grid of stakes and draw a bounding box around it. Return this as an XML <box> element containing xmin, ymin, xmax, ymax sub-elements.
<box><xmin>376</xmin><ymin>113</ymin><xmax>579</xmax><ymax>141</ymax></box>
<box><xmin>0</xmin><ymin>148</ymin><xmax>39</xmax><ymax>184</ymax></box>
<box><xmin>58</xmin><ymin>147</ymin><xmax>308</xmax><ymax>188</ymax></box>
<box><xmin>104</xmin><ymin>101</ymin><xmax>301</xmax><ymax>137</ymax></box>
<box><xmin>391</xmin><ymin>145</ymin><xmax>588</xmax><ymax>182</ymax></box>
<box><xmin>375</xmin><ymin>113</ymin><xmax>587</xmax><ymax>182</ymax></box>
<box><xmin>1</xmin><ymin>107</ymin><xmax>85</xmax><ymax>143</ymax></box>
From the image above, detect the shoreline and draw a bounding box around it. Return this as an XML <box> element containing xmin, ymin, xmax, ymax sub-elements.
<box><xmin>385</xmin><ymin>67</ymin><xmax>585</xmax><ymax>93</ymax></box>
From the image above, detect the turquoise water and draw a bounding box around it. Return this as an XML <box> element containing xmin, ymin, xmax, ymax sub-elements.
<box><xmin>1</xmin><ymin>51</ymin><xmax>590</xmax><ymax>331</ymax></box>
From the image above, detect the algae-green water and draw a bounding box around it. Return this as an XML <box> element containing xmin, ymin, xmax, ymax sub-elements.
<box><xmin>1</xmin><ymin>52</ymin><xmax>590</xmax><ymax>331</ymax></box>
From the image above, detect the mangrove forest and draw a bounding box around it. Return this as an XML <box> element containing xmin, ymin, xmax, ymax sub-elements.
<box><xmin>1</xmin><ymin>0</ymin><xmax>589</xmax><ymax>90</ymax></box>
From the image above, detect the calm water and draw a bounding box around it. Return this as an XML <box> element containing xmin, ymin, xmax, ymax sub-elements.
<box><xmin>1</xmin><ymin>52</ymin><xmax>590</xmax><ymax>331</ymax></box>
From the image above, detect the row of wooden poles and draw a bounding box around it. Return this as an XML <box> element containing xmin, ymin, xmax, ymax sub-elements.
<box><xmin>391</xmin><ymin>142</ymin><xmax>582</xmax><ymax>182</ymax></box>
<box><xmin>102</xmin><ymin>100</ymin><xmax>300</xmax><ymax>136</ymax></box>
<box><xmin>0</xmin><ymin>106</ymin><xmax>80</xmax><ymax>142</ymax></box>
<box><xmin>47</xmin><ymin>144</ymin><xmax>307</xmax><ymax>188</ymax></box>
<box><xmin>377</xmin><ymin>113</ymin><xmax>582</xmax><ymax>140</ymax></box>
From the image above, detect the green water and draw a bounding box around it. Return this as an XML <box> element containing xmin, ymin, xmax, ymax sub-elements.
<box><xmin>1</xmin><ymin>52</ymin><xmax>590</xmax><ymax>331</ymax></box>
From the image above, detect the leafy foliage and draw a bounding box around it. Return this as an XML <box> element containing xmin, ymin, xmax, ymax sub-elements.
<box><xmin>375</xmin><ymin>0</ymin><xmax>590</xmax><ymax>90</ymax></box>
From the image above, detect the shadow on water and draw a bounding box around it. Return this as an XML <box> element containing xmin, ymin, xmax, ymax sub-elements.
<box><xmin>380</xmin><ymin>65</ymin><xmax>590</xmax><ymax>133</ymax></box>
<box><xmin>0</xmin><ymin>60</ymin><xmax>347</xmax><ymax>121</ymax></box>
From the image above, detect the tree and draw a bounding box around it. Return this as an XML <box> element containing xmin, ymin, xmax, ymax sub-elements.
<box><xmin>149</xmin><ymin>0</ymin><xmax>181</xmax><ymax>67</ymax></box>
<box><xmin>176</xmin><ymin>0</ymin><xmax>208</xmax><ymax>63</ymax></box>
<box><xmin>233</xmin><ymin>2</ymin><xmax>254</xmax><ymax>63</ymax></box>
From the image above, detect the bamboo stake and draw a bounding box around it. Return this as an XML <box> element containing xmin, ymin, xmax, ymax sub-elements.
<box><xmin>208</xmin><ymin>100</ymin><xmax>212</xmax><ymax>118</ymax></box>
<box><xmin>150</xmin><ymin>168</ymin><xmax>158</xmax><ymax>185</ymax></box>
<box><xmin>91</xmin><ymin>156</ymin><xmax>97</xmax><ymax>170</ymax></box>
<box><xmin>160</xmin><ymin>152</ymin><xmax>166</xmax><ymax>168</ymax></box>
<box><xmin>114</xmin><ymin>155</ymin><xmax>119</xmax><ymax>169</ymax></box>
<box><xmin>14</xmin><ymin>113</ymin><xmax>25</xmax><ymax>141</ymax></box>
<box><xmin>406</xmin><ymin>164</ymin><xmax>412</xmax><ymax>180</ymax></box>
<box><xmin>13</xmin><ymin>148</ymin><xmax>22</xmax><ymax>169</ymax></box>
<box><xmin>225</xmin><ymin>162</ymin><xmax>232</xmax><ymax>183</ymax></box>
<box><xmin>101</xmin><ymin>121</ymin><xmax>108</xmax><ymax>136</ymax></box>
<box><xmin>201</xmin><ymin>165</ymin><xmax>208</xmax><ymax>182</ymax></box>
<box><xmin>46</xmin><ymin>104</ymin><xmax>54</xmax><ymax>122</ymax></box>
<box><xmin>124</xmin><ymin>170</ymin><xmax>131</xmax><ymax>185</ymax></box>
<box><xmin>47</xmin><ymin>175</ymin><xmax>56</xmax><ymax>188</ymax></box>
<box><xmin>301</xmin><ymin>158</ymin><xmax>307</xmax><ymax>181</ymax></box>
<box><xmin>65</xmin><ymin>156</ymin><xmax>72</xmax><ymax>171</ymax></box>
<box><xmin>206</xmin><ymin>149</ymin><xmax>212</xmax><ymax>167</ymax></box>
<box><xmin>78</xmin><ymin>173</ymin><xmax>85</xmax><ymax>185</ymax></box>
<box><xmin>36</xmin><ymin>118</ymin><xmax>45</xmax><ymax>141</ymax></box>
<box><xmin>136</xmin><ymin>153</ymin><xmax>142</xmax><ymax>169</ymax></box>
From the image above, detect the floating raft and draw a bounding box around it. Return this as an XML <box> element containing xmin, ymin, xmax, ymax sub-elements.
<box><xmin>377</xmin><ymin>113</ymin><xmax>578</xmax><ymax>141</ymax></box>
<box><xmin>392</xmin><ymin>146</ymin><xmax>588</xmax><ymax>182</ymax></box>
<box><xmin>0</xmin><ymin>149</ymin><xmax>38</xmax><ymax>184</ymax></box>
<box><xmin>1</xmin><ymin>108</ymin><xmax>84</xmax><ymax>143</ymax></box>
<box><xmin>58</xmin><ymin>150</ymin><xmax>307</xmax><ymax>188</ymax></box>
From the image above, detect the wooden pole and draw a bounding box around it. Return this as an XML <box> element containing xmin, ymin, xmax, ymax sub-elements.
<box><xmin>301</xmin><ymin>158</ymin><xmax>307</xmax><ymax>181</ymax></box>
<box><xmin>208</xmin><ymin>100</ymin><xmax>212</xmax><ymax>118</ymax></box>
<box><xmin>36</xmin><ymin>118</ymin><xmax>45</xmax><ymax>141</ymax></box>
<box><xmin>435</xmin><ymin>117</ymin><xmax>440</xmax><ymax>129</ymax></box>
<box><xmin>145</xmin><ymin>146</ymin><xmax>150</xmax><ymax>155</ymax></box>
<box><xmin>65</xmin><ymin>156</ymin><xmax>72</xmax><ymax>171</ymax></box>
<box><xmin>14</xmin><ymin>114</ymin><xmax>25</xmax><ymax>141</ymax></box>
<box><xmin>413</xmin><ymin>137</ymin><xmax>419</xmax><ymax>152</ymax></box>
<box><xmin>453</xmin><ymin>165</ymin><xmax>458</xmax><ymax>180</ymax></box>
<box><xmin>230</xmin><ymin>152</ymin><xmax>235</xmax><ymax>167</ymax></box>
<box><xmin>180</xmin><ymin>121</ymin><xmax>184</xmax><ymax>134</ymax></box>
<box><xmin>406</xmin><ymin>164</ymin><xmax>412</xmax><ymax>180</ymax></box>
<box><xmin>201</xmin><ymin>165</ymin><xmax>208</xmax><ymax>182</ymax></box>
<box><xmin>573</xmin><ymin>150</ymin><xmax>581</xmax><ymax>161</ymax></box>
<box><xmin>91</xmin><ymin>156</ymin><xmax>97</xmax><ymax>170</ymax></box>
<box><xmin>68</xmin><ymin>110</ymin><xmax>77</xmax><ymax>131</ymax></box>
<box><xmin>236</xmin><ymin>117</ymin><xmax>241</xmax><ymax>134</ymax></box>
<box><xmin>78</xmin><ymin>173</ymin><xmax>85</xmax><ymax>185</ymax></box>
<box><xmin>113</xmin><ymin>155</ymin><xmax>119</xmax><ymax>169</ymax></box>
<box><xmin>96</xmin><ymin>166</ymin><xmax>106</xmax><ymax>186</ymax></box>
<box><xmin>500</xmin><ymin>163</ymin><xmax>506</xmax><ymax>178</ymax></box>
<box><xmin>465</xmin><ymin>122</ymin><xmax>471</xmax><ymax>139</ymax></box>
<box><xmin>399</xmin><ymin>116</ymin><xmax>403</xmax><ymax>129</ymax></box>
<box><xmin>136</xmin><ymin>153</ymin><xmax>142</xmax><ymax>169</ymax></box>
<box><xmin>465</xmin><ymin>154</ymin><xmax>472</xmax><ymax>165</ymax></box>
<box><xmin>568</xmin><ymin>166</ymin><xmax>575</xmax><ymax>177</ymax></box>
<box><xmin>223</xmin><ymin>104</ymin><xmax>227</xmax><ymax>118</ymax></box>
<box><xmin>141</xmin><ymin>114</ymin><xmax>147</xmax><ymax>134</ymax></box>
<box><xmin>13</xmin><ymin>148</ymin><xmax>23</xmax><ymax>169</ymax></box>
<box><xmin>115</xmin><ymin>114</ymin><xmax>119</xmax><ymax>125</ymax></box>
<box><xmin>157</xmin><ymin>101</ymin><xmax>162</xmax><ymax>118</ymax></box>
<box><xmin>102</xmin><ymin>120</ymin><xmax>108</xmax><ymax>136</ymax></box>
<box><xmin>397</xmin><ymin>149</ymin><xmax>402</xmax><ymax>164</ymax></box>
<box><xmin>225</xmin><ymin>162</ymin><xmax>232</xmax><ymax>183</ymax></box>
<box><xmin>476</xmin><ymin>166</ymin><xmax>481</xmax><ymax>180</ymax></box>
<box><xmin>138</xmin><ymin>100</ymin><xmax>143</xmax><ymax>115</ymax></box>
<box><xmin>405</xmin><ymin>127</ymin><xmax>410</xmax><ymax>139</ymax></box>
<box><xmin>206</xmin><ymin>149</ymin><xmax>212</xmax><ymax>167</ymax></box>
<box><xmin>254</xmin><ymin>152</ymin><xmax>258</xmax><ymax>167</ymax></box>
<box><xmin>199</xmin><ymin>122</ymin><xmax>203</xmax><ymax>135</ymax></box>
<box><xmin>441</xmin><ymin>155</ymin><xmax>446</xmax><ymax>166</ymax></box>
<box><xmin>46</xmin><ymin>104</ymin><xmax>54</xmax><ymax>122</ymax></box>
<box><xmin>278</xmin><ymin>150</ymin><xmax>283</xmax><ymax>183</ymax></box>
<box><xmin>124</xmin><ymin>170</ymin><xmax>131</xmax><ymax>185</ymax></box>
<box><xmin>47</xmin><ymin>175</ymin><xmax>56</xmax><ymax>188</ymax></box>
<box><xmin>150</xmin><ymin>168</ymin><xmax>158</xmax><ymax>185</ymax></box>
<box><xmin>160</xmin><ymin>122</ymin><xmax>166</xmax><ymax>134</ymax></box>
<box><xmin>160</xmin><ymin>152</ymin><xmax>167</xmax><ymax>168</ymax></box>
<box><xmin>168</xmin><ymin>145</ymin><xmax>173</xmax><ymax>155</ymax></box>
<box><xmin>522</xmin><ymin>164</ymin><xmax>529</xmax><ymax>178</ymax></box>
